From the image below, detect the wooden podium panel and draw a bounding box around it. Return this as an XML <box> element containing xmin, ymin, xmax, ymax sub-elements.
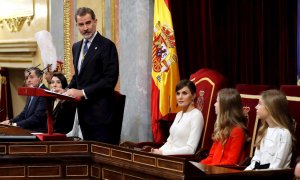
<box><xmin>18</xmin><ymin>87</ymin><xmax>79</xmax><ymax>101</ymax></box>
<box><xmin>0</xmin><ymin>140</ymin><xmax>294</xmax><ymax>179</ymax></box>
<box><xmin>17</xmin><ymin>87</ymin><xmax>79</xmax><ymax>141</ymax></box>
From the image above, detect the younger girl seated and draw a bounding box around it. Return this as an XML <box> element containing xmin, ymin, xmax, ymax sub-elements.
<box><xmin>245</xmin><ymin>89</ymin><xmax>296</xmax><ymax>170</ymax></box>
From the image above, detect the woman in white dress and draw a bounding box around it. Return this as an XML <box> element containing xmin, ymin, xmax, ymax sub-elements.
<box><xmin>151</xmin><ymin>79</ymin><xmax>204</xmax><ymax>155</ymax></box>
<box><xmin>245</xmin><ymin>89</ymin><xmax>296</xmax><ymax>170</ymax></box>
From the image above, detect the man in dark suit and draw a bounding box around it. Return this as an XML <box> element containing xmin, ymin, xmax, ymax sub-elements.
<box><xmin>65</xmin><ymin>7</ymin><xmax>119</xmax><ymax>144</ymax></box>
<box><xmin>1</xmin><ymin>67</ymin><xmax>48</xmax><ymax>132</ymax></box>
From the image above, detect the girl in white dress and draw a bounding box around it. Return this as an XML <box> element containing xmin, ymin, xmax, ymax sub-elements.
<box><xmin>152</xmin><ymin>79</ymin><xmax>204</xmax><ymax>155</ymax></box>
<box><xmin>245</xmin><ymin>89</ymin><xmax>296</xmax><ymax>170</ymax></box>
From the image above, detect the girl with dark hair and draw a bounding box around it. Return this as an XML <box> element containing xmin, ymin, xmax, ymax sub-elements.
<box><xmin>50</xmin><ymin>73</ymin><xmax>76</xmax><ymax>134</ymax></box>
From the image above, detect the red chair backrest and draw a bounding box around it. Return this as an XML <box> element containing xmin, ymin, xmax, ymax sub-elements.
<box><xmin>190</xmin><ymin>68</ymin><xmax>227</xmax><ymax>150</ymax></box>
<box><xmin>156</xmin><ymin>68</ymin><xmax>227</xmax><ymax>151</ymax></box>
<box><xmin>280</xmin><ymin>85</ymin><xmax>300</xmax><ymax>167</ymax></box>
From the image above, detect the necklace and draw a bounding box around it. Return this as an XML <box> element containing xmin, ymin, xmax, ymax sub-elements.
<box><xmin>177</xmin><ymin>108</ymin><xmax>195</xmax><ymax>123</ymax></box>
<box><xmin>177</xmin><ymin>113</ymin><xmax>184</xmax><ymax>124</ymax></box>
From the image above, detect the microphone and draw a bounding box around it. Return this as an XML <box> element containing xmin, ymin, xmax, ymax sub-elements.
<box><xmin>25</xmin><ymin>64</ymin><xmax>51</xmax><ymax>75</ymax></box>
<box><xmin>41</xmin><ymin>64</ymin><xmax>52</xmax><ymax>73</ymax></box>
<box><xmin>25</xmin><ymin>64</ymin><xmax>41</xmax><ymax>81</ymax></box>
<box><xmin>25</xmin><ymin>64</ymin><xmax>41</xmax><ymax>74</ymax></box>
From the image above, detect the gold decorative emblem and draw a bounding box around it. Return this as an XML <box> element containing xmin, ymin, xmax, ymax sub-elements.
<box><xmin>0</xmin><ymin>16</ymin><xmax>33</xmax><ymax>32</ymax></box>
<box><xmin>152</xmin><ymin>21</ymin><xmax>177</xmax><ymax>77</ymax></box>
<box><xmin>0</xmin><ymin>0</ymin><xmax>34</xmax><ymax>32</ymax></box>
<box><xmin>56</xmin><ymin>61</ymin><xmax>64</xmax><ymax>72</ymax></box>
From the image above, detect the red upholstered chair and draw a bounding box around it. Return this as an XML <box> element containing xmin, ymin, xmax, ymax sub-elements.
<box><xmin>189</xmin><ymin>68</ymin><xmax>228</xmax><ymax>151</ymax></box>
<box><xmin>156</xmin><ymin>68</ymin><xmax>228</xmax><ymax>152</ymax></box>
<box><xmin>280</xmin><ymin>85</ymin><xmax>300</xmax><ymax>167</ymax></box>
<box><xmin>120</xmin><ymin>68</ymin><xmax>228</xmax><ymax>159</ymax></box>
<box><xmin>157</xmin><ymin>68</ymin><xmax>228</xmax><ymax>151</ymax></box>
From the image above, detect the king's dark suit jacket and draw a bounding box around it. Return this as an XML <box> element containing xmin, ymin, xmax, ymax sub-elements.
<box><xmin>69</xmin><ymin>32</ymin><xmax>119</xmax><ymax>143</ymax></box>
<box><xmin>12</xmin><ymin>84</ymin><xmax>48</xmax><ymax>132</ymax></box>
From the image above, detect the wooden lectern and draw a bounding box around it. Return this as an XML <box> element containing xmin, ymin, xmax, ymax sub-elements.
<box><xmin>18</xmin><ymin>87</ymin><xmax>79</xmax><ymax>141</ymax></box>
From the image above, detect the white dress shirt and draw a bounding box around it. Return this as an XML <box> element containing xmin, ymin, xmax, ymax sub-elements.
<box><xmin>245</xmin><ymin>127</ymin><xmax>292</xmax><ymax>170</ymax></box>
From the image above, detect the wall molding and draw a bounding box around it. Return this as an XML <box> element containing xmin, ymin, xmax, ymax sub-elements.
<box><xmin>0</xmin><ymin>40</ymin><xmax>37</xmax><ymax>68</ymax></box>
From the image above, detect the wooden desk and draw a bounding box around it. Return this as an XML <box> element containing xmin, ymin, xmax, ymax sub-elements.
<box><xmin>0</xmin><ymin>126</ymin><xmax>294</xmax><ymax>179</ymax></box>
<box><xmin>18</xmin><ymin>87</ymin><xmax>79</xmax><ymax>141</ymax></box>
<box><xmin>0</xmin><ymin>138</ymin><xmax>294</xmax><ymax>179</ymax></box>
<box><xmin>0</xmin><ymin>124</ymin><xmax>37</xmax><ymax>141</ymax></box>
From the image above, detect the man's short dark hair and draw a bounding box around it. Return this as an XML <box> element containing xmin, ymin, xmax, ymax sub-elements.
<box><xmin>75</xmin><ymin>7</ymin><xmax>96</xmax><ymax>22</ymax></box>
<box><xmin>26</xmin><ymin>67</ymin><xmax>43</xmax><ymax>78</ymax></box>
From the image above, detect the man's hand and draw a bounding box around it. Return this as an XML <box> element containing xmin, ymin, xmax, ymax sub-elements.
<box><xmin>64</xmin><ymin>88</ymin><xmax>84</xmax><ymax>99</ymax></box>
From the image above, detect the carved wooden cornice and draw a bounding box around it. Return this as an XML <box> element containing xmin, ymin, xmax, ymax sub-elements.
<box><xmin>0</xmin><ymin>40</ymin><xmax>37</xmax><ymax>68</ymax></box>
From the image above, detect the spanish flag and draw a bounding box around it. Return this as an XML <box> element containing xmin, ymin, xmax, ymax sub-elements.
<box><xmin>151</xmin><ymin>0</ymin><xmax>180</xmax><ymax>142</ymax></box>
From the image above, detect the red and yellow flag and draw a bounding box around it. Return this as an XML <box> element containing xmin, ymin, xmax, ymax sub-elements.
<box><xmin>151</xmin><ymin>0</ymin><xmax>180</xmax><ymax>142</ymax></box>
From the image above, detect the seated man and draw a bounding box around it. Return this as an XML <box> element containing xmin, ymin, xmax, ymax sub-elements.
<box><xmin>1</xmin><ymin>67</ymin><xmax>48</xmax><ymax>132</ymax></box>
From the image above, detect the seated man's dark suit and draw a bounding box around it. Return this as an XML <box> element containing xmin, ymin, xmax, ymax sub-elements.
<box><xmin>11</xmin><ymin>84</ymin><xmax>48</xmax><ymax>132</ymax></box>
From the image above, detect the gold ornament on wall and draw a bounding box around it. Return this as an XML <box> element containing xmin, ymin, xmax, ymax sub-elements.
<box><xmin>63</xmin><ymin>0</ymin><xmax>73</xmax><ymax>82</ymax></box>
<box><xmin>0</xmin><ymin>0</ymin><xmax>34</xmax><ymax>32</ymax></box>
<box><xmin>0</xmin><ymin>16</ymin><xmax>33</xmax><ymax>32</ymax></box>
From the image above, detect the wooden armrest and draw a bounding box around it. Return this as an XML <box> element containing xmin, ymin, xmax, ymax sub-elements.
<box><xmin>193</xmin><ymin>148</ymin><xmax>209</xmax><ymax>162</ymax></box>
<box><xmin>119</xmin><ymin>141</ymin><xmax>139</xmax><ymax>149</ymax></box>
<box><xmin>137</xmin><ymin>142</ymin><xmax>165</xmax><ymax>148</ymax></box>
<box><xmin>217</xmin><ymin>164</ymin><xmax>246</xmax><ymax>170</ymax></box>
<box><xmin>238</xmin><ymin>156</ymin><xmax>252</xmax><ymax>167</ymax></box>
<box><xmin>120</xmin><ymin>141</ymin><xmax>165</xmax><ymax>151</ymax></box>
<box><xmin>171</xmin><ymin>154</ymin><xmax>194</xmax><ymax>160</ymax></box>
